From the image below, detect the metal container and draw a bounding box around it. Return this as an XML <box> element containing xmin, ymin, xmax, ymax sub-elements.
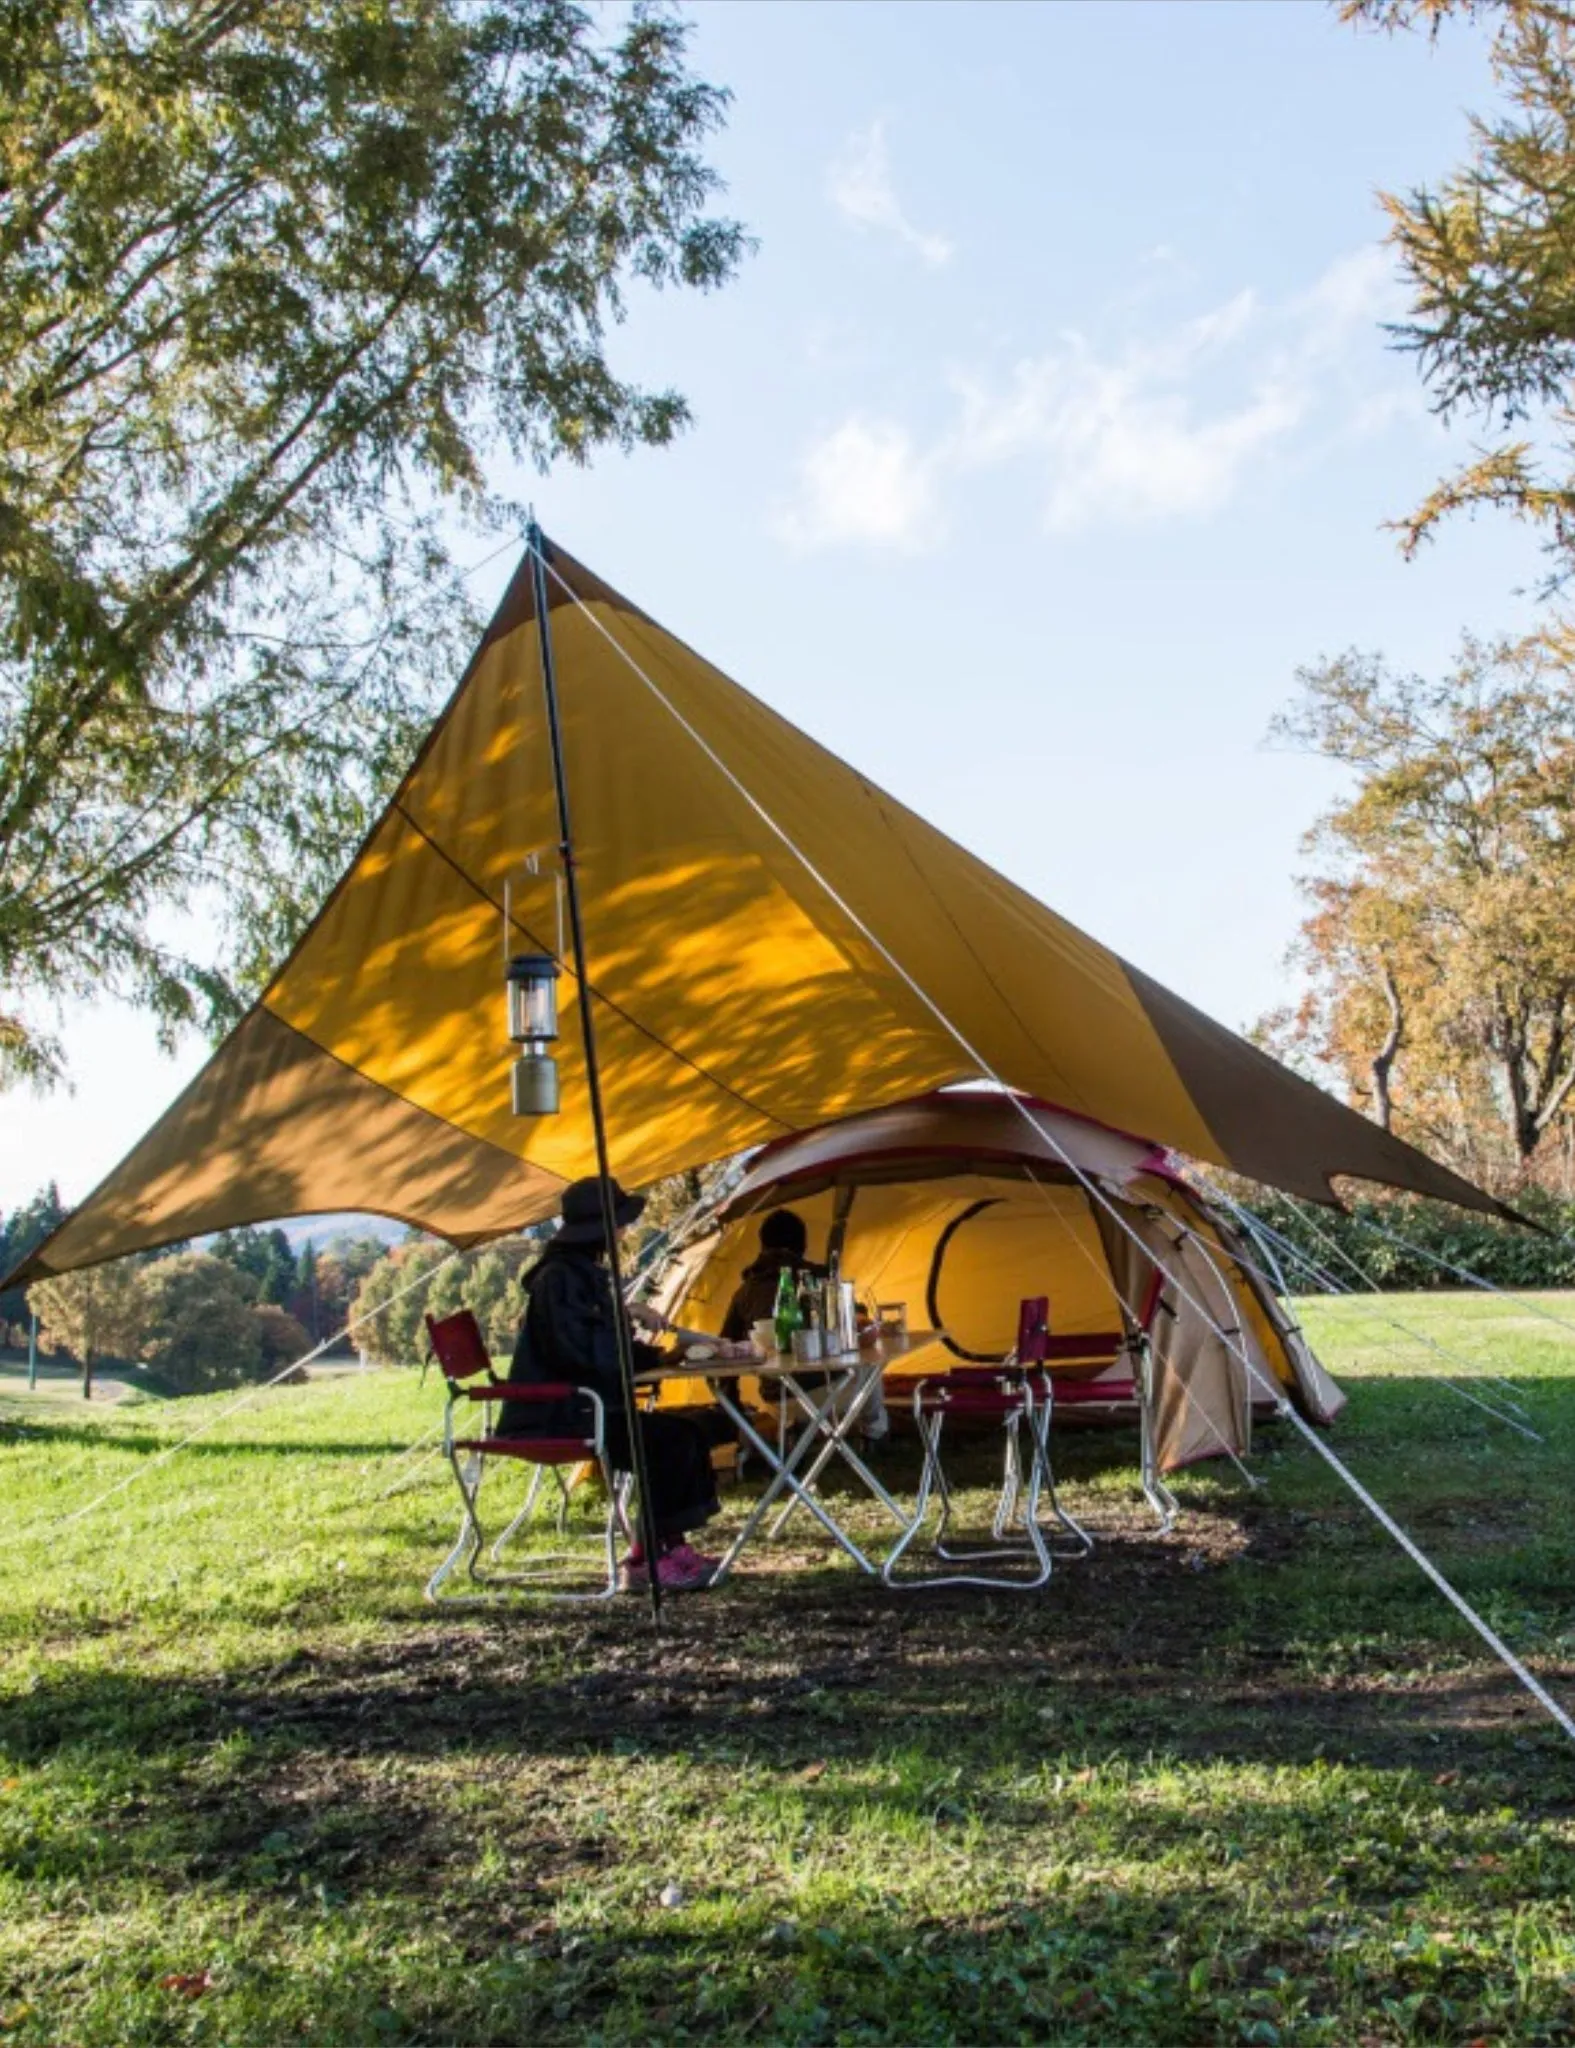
<box><xmin>823</xmin><ymin>1279</ymin><xmax>858</xmax><ymax>1354</ymax></box>
<box><xmin>790</xmin><ymin>1325</ymin><xmax>823</xmax><ymax>1364</ymax></box>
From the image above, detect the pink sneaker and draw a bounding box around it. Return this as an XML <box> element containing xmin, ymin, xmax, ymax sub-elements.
<box><xmin>654</xmin><ymin>1544</ymin><xmax>717</xmax><ymax>1591</ymax></box>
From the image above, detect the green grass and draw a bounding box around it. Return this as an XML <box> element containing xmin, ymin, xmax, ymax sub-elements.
<box><xmin>4</xmin><ymin>1295</ymin><xmax>1575</xmax><ymax>2045</ymax></box>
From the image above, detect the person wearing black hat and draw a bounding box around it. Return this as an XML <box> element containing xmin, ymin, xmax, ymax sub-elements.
<box><xmin>501</xmin><ymin>1175</ymin><xmax>747</xmax><ymax>1592</ymax></box>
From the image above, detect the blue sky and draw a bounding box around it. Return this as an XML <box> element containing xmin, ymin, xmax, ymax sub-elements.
<box><xmin>2</xmin><ymin>0</ymin><xmax>1552</xmax><ymax>1212</ymax></box>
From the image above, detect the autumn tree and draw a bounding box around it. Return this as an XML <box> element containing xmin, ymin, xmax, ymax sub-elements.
<box><xmin>1344</xmin><ymin>0</ymin><xmax>1575</xmax><ymax>579</ymax></box>
<box><xmin>31</xmin><ymin>1258</ymin><xmax>148</xmax><ymax>1399</ymax></box>
<box><xmin>351</xmin><ymin>1238</ymin><xmax>457</xmax><ymax>1365</ymax></box>
<box><xmin>252</xmin><ymin>1302</ymin><xmax>312</xmax><ymax>1375</ymax></box>
<box><xmin>1267</xmin><ymin>633</ymin><xmax>1575</xmax><ymax>1187</ymax></box>
<box><xmin>0</xmin><ymin>0</ymin><xmax>744</xmax><ymax>1085</ymax></box>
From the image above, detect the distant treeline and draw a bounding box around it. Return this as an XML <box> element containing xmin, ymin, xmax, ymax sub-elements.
<box><xmin>2</xmin><ymin>1195</ymin><xmax>396</xmax><ymax>1397</ymax></box>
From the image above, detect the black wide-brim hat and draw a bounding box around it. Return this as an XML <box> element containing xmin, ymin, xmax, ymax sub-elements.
<box><xmin>555</xmin><ymin>1174</ymin><xmax>646</xmax><ymax>1244</ymax></box>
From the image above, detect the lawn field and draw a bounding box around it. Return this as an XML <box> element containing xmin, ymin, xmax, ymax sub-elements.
<box><xmin>4</xmin><ymin>1294</ymin><xmax>1575</xmax><ymax>2045</ymax></box>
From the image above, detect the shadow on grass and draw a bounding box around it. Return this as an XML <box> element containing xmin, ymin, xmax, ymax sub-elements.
<box><xmin>9</xmin><ymin>1392</ymin><xmax>1575</xmax><ymax>2043</ymax></box>
<box><xmin>9</xmin><ymin>1476</ymin><xmax>1574</xmax><ymax>1784</ymax></box>
<box><xmin>6</xmin><ymin>1547</ymin><xmax>1575</xmax><ymax>2048</ymax></box>
<box><xmin>0</xmin><ymin>1414</ymin><xmax>420</xmax><ymax>1460</ymax></box>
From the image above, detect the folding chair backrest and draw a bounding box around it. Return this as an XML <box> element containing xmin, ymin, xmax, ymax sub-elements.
<box><xmin>1016</xmin><ymin>1296</ymin><xmax>1050</xmax><ymax>1365</ymax></box>
<box><xmin>426</xmin><ymin>1309</ymin><xmax>493</xmax><ymax>1383</ymax></box>
<box><xmin>1042</xmin><ymin>1331</ymin><xmax>1124</xmax><ymax>1369</ymax></box>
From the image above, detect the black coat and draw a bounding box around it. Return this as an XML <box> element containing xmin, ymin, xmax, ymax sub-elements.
<box><xmin>499</xmin><ymin>1243</ymin><xmax>661</xmax><ymax>1437</ymax></box>
<box><xmin>721</xmin><ymin>1251</ymin><xmax>826</xmax><ymax>1342</ymax></box>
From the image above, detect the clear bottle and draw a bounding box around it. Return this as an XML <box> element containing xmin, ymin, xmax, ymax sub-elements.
<box><xmin>822</xmin><ymin>1251</ymin><xmax>842</xmax><ymax>1353</ymax></box>
<box><xmin>794</xmin><ymin>1276</ymin><xmax>822</xmax><ymax>1361</ymax></box>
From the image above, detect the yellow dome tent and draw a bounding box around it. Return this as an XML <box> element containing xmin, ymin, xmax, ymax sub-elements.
<box><xmin>653</xmin><ymin>1088</ymin><xmax>1343</xmax><ymax>1476</ymax></box>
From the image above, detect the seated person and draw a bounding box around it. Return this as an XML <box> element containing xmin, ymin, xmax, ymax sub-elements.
<box><xmin>721</xmin><ymin>1209</ymin><xmax>826</xmax><ymax>1341</ymax></box>
<box><xmin>721</xmin><ymin>1209</ymin><xmax>892</xmax><ymax>1440</ymax></box>
<box><xmin>501</xmin><ymin>1175</ymin><xmax>750</xmax><ymax>1594</ymax></box>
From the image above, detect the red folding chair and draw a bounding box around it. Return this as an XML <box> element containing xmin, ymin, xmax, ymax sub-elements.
<box><xmin>1019</xmin><ymin>1308</ymin><xmax>1176</xmax><ymax>1532</ymax></box>
<box><xmin>1040</xmin><ymin>1344</ymin><xmax>1176</xmax><ymax>1532</ymax></box>
<box><xmin>985</xmin><ymin>1323</ymin><xmax>1177</xmax><ymax>1536</ymax></box>
<box><xmin>423</xmin><ymin>1309</ymin><xmax>623</xmax><ymax>1602</ymax></box>
<box><xmin>884</xmin><ymin>1301</ymin><xmax>1093</xmax><ymax>1589</ymax></box>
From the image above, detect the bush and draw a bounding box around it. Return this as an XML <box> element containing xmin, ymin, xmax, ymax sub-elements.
<box><xmin>141</xmin><ymin>1253</ymin><xmax>263</xmax><ymax>1394</ymax></box>
<box><xmin>1233</xmin><ymin>1187</ymin><xmax>1575</xmax><ymax>1295</ymax></box>
<box><xmin>252</xmin><ymin>1303</ymin><xmax>312</xmax><ymax>1375</ymax></box>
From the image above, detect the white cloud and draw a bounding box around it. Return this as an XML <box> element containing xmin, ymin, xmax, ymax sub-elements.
<box><xmin>1292</xmin><ymin>244</ymin><xmax>1401</xmax><ymax>348</ymax></box>
<box><xmin>773</xmin><ymin>417</ymin><xmax>937</xmax><ymax>553</ymax></box>
<box><xmin>950</xmin><ymin>292</ymin><xmax>1305</xmax><ymax>532</ymax></box>
<box><xmin>774</xmin><ymin>248</ymin><xmax>1412</xmax><ymax>549</ymax></box>
<box><xmin>827</xmin><ymin>120</ymin><xmax>952</xmax><ymax>268</ymax></box>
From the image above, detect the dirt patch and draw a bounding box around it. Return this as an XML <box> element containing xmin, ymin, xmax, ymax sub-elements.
<box><xmin>172</xmin><ymin>1494</ymin><xmax>1568</xmax><ymax>1798</ymax></box>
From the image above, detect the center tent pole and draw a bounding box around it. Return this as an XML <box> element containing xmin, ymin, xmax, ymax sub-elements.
<box><xmin>525</xmin><ymin>521</ymin><xmax>664</xmax><ymax>1623</ymax></box>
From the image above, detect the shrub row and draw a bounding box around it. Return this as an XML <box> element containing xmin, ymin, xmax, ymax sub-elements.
<box><xmin>1235</xmin><ymin>1187</ymin><xmax>1575</xmax><ymax>1294</ymax></box>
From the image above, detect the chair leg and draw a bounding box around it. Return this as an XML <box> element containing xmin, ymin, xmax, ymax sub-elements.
<box><xmin>882</xmin><ymin>1411</ymin><xmax>945</xmax><ymax>1585</ymax></box>
<box><xmin>887</xmin><ymin>1409</ymin><xmax>1055</xmax><ymax>1592</ymax></box>
<box><xmin>432</xmin><ymin>1451</ymin><xmax>623</xmax><ymax>1605</ymax></box>
<box><xmin>1013</xmin><ymin>1411</ymin><xmax>1055</xmax><ymax>1589</ymax></box>
<box><xmin>935</xmin><ymin>1412</ymin><xmax>1061</xmax><ymax>1566</ymax></box>
<box><xmin>489</xmin><ymin>1462</ymin><xmax>550</xmax><ymax>1562</ymax></box>
<box><xmin>598</xmin><ymin>1454</ymin><xmax>621</xmax><ymax>1597</ymax></box>
<box><xmin>929</xmin><ymin>1417</ymin><xmax>969</xmax><ymax>1559</ymax></box>
<box><xmin>1029</xmin><ymin>1405</ymin><xmax>1093</xmax><ymax>1558</ymax></box>
<box><xmin>991</xmin><ymin>1416</ymin><xmax>1025</xmax><ymax>1541</ymax></box>
<box><xmin>426</xmin><ymin>1450</ymin><xmax>486</xmax><ymax>1602</ymax></box>
<box><xmin>613</xmin><ymin>1471</ymin><xmax>636</xmax><ymax>1546</ymax></box>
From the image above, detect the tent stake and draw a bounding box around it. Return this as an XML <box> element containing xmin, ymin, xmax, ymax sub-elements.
<box><xmin>526</xmin><ymin>521</ymin><xmax>664</xmax><ymax>1626</ymax></box>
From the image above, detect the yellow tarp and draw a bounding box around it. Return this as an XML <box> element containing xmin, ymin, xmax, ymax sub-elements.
<box><xmin>15</xmin><ymin>537</ymin><xmax>1502</xmax><ymax>1284</ymax></box>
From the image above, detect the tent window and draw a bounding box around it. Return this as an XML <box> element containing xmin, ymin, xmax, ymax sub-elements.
<box><xmin>926</xmin><ymin>1198</ymin><xmax>1007</xmax><ymax>1361</ymax></box>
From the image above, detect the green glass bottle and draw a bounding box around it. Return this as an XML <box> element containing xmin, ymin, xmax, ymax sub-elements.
<box><xmin>773</xmin><ymin>1265</ymin><xmax>802</xmax><ymax>1353</ymax></box>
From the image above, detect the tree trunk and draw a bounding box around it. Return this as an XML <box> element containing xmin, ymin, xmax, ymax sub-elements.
<box><xmin>1371</xmin><ymin>962</ymin><xmax>1404</xmax><ymax>1132</ymax></box>
<box><xmin>1493</xmin><ymin>997</ymin><xmax>1540</xmax><ymax>1168</ymax></box>
<box><xmin>81</xmin><ymin>1349</ymin><xmax>93</xmax><ymax>1401</ymax></box>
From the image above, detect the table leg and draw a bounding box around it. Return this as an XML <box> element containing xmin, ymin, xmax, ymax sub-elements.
<box><xmin>710</xmin><ymin>1375</ymin><xmax>878</xmax><ymax>1581</ymax></box>
<box><xmin>767</xmin><ymin>1365</ymin><xmax>908</xmax><ymax>1539</ymax></box>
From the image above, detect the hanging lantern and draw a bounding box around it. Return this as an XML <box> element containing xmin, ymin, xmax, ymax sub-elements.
<box><xmin>506</xmin><ymin>953</ymin><xmax>561</xmax><ymax>1115</ymax></box>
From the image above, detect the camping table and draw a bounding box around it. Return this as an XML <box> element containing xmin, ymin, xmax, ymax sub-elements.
<box><xmin>636</xmin><ymin>1333</ymin><xmax>935</xmax><ymax>1585</ymax></box>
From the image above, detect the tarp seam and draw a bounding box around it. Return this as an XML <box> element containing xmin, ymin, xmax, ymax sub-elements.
<box><xmin>262</xmin><ymin>1007</ymin><xmax>574</xmax><ymax>1185</ymax></box>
